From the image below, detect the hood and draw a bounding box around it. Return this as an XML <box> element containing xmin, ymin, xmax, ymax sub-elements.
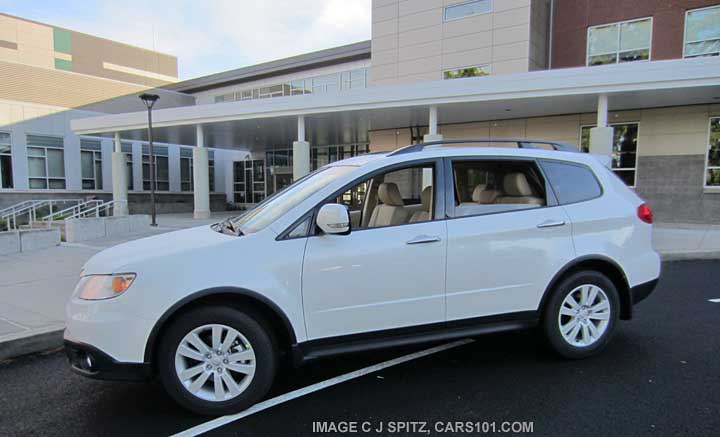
<box><xmin>82</xmin><ymin>225</ymin><xmax>235</xmax><ymax>274</ymax></box>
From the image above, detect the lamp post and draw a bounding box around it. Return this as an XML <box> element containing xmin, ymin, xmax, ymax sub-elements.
<box><xmin>139</xmin><ymin>93</ymin><xmax>159</xmax><ymax>226</ymax></box>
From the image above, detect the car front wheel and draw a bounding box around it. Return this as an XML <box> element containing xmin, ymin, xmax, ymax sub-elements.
<box><xmin>157</xmin><ymin>306</ymin><xmax>277</xmax><ymax>415</ymax></box>
<box><xmin>542</xmin><ymin>270</ymin><xmax>620</xmax><ymax>359</ymax></box>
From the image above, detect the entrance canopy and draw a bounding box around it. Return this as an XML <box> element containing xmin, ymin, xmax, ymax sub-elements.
<box><xmin>71</xmin><ymin>57</ymin><xmax>720</xmax><ymax>151</ymax></box>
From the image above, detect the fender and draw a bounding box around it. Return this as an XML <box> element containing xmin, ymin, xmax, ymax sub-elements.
<box><xmin>143</xmin><ymin>286</ymin><xmax>298</xmax><ymax>363</ymax></box>
<box><xmin>537</xmin><ymin>254</ymin><xmax>632</xmax><ymax>319</ymax></box>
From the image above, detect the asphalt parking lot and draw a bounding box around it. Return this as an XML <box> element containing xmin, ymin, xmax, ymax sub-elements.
<box><xmin>1</xmin><ymin>260</ymin><xmax>718</xmax><ymax>436</ymax></box>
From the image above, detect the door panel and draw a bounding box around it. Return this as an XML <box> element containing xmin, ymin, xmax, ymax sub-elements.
<box><xmin>302</xmin><ymin>220</ymin><xmax>447</xmax><ymax>339</ymax></box>
<box><xmin>445</xmin><ymin>206</ymin><xmax>574</xmax><ymax>321</ymax></box>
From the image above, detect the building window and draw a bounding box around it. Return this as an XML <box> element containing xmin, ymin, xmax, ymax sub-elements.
<box><xmin>0</xmin><ymin>132</ymin><xmax>12</xmax><ymax>189</ymax></box>
<box><xmin>122</xmin><ymin>143</ymin><xmax>133</xmax><ymax>190</ymax></box>
<box><xmin>209</xmin><ymin>159</ymin><xmax>215</xmax><ymax>192</ymax></box>
<box><xmin>444</xmin><ymin>0</ymin><xmax>492</xmax><ymax>22</ymax></box>
<box><xmin>142</xmin><ymin>149</ymin><xmax>169</xmax><ymax>191</ymax></box>
<box><xmin>707</xmin><ymin>117</ymin><xmax>720</xmax><ymax>187</ymax></box>
<box><xmin>180</xmin><ymin>156</ymin><xmax>192</xmax><ymax>191</ymax></box>
<box><xmin>580</xmin><ymin>123</ymin><xmax>639</xmax><ymax>186</ymax></box>
<box><xmin>80</xmin><ymin>139</ymin><xmax>102</xmax><ymax>190</ymax></box>
<box><xmin>587</xmin><ymin>18</ymin><xmax>651</xmax><ymax>66</ymax></box>
<box><xmin>684</xmin><ymin>6</ymin><xmax>720</xmax><ymax>58</ymax></box>
<box><xmin>310</xmin><ymin>74</ymin><xmax>339</xmax><ymax>94</ymax></box>
<box><xmin>27</xmin><ymin>134</ymin><xmax>65</xmax><ymax>189</ymax></box>
<box><xmin>341</xmin><ymin>69</ymin><xmax>367</xmax><ymax>90</ymax></box>
<box><xmin>443</xmin><ymin>65</ymin><xmax>490</xmax><ymax>80</ymax></box>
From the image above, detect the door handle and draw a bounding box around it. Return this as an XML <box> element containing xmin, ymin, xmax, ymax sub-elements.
<box><xmin>537</xmin><ymin>220</ymin><xmax>566</xmax><ymax>229</ymax></box>
<box><xmin>406</xmin><ymin>235</ymin><xmax>442</xmax><ymax>245</ymax></box>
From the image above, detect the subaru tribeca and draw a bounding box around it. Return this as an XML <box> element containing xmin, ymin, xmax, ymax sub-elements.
<box><xmin>64</xmin><ymin>139</ymin><xmax>660</xmax><ymax>415</ymax></box>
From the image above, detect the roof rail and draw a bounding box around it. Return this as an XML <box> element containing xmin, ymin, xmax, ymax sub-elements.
<box><xmin>388</xmin><ymin>138</ymin><xmax>580</xmax><ymax>156</ymax></box>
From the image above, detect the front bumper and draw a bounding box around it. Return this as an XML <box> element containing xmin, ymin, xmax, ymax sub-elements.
<box><xmin>65</xmin><ymin>339</ymin><xmax>151</xmax><ymax>381</ymax></box>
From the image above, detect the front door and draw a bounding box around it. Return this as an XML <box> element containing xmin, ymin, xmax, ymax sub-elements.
<box><xmin>444</xmin><ymin>157</ymin><xmax>575</xmax><ymax>322</ymax></box>
<box><xmin>301</xmin><ymin>160</ymin><xmax>447</xmax><ymax>340</ymax></box>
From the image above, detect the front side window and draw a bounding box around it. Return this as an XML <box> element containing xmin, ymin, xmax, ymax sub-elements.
<box><xmin>443</xmin><ymin>65</ymin><xmax>490</xmax><ymax>80</ymax></box>
<box><xmin>707</xmin><ymin>117</ymin><xmax>720</xmax><ymax>187</ymax></box>
<box><xmin>580</xmin><ymin>123</ymin><xmax>638</xmax><ymax>186</ymax></box>
<box><xmin>451</xmin><ymin>160</ymin><xmax>547</xmax><ymax>218</ymax></box>
<box><xmin>587</xmin><ymin>18</ymin><xmax>651</xmax><ymax>66</ymax></box>
<box><xmin>232</xmin><ymin>165</ymin><xmax>357</xmax><ymax>234</ymax></box>
<box><xmin>326</xmin><ymin>163</ymin><xmax>436</xmax><ymax>230</ymax></box>
<box><xmin>0</xmin><ymin>132</ymin><xmax>12</xmax><ymax>189</ymax></box>
<box><xmin>444</xmin><ymin>0</ymin><xmax>492</xmax><ymax>22</ymax></box>
<box><xmin>685</xmin><ymin>6</ymin><xmax>720</xmax><ymax>58</ymax></box>
<box><xmin>27</xmin><ymin>134</ymin><xmax>65</xmax><ymax>189</ymax></box>
<box><xmin>539</xmin><ymin>160</ymin><xmax>602</xmax><ymax>204</ymax></box>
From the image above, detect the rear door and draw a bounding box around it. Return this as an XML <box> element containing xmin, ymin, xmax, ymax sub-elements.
<box><xmin>444</xmin><ymin>157</ymin><xmax>575</xmax><ymax>322</ymax></box>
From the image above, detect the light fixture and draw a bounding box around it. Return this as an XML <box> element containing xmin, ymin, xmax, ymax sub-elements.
<box><xmin>139</xmin><ymin>93</ymin><xmax>160</xmax><ymax>226</ymax></box>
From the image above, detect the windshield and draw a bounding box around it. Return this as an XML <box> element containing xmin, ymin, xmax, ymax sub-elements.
<box><xmin>230</xmin><ymin>165</ymin><xmax>357</xmax><ymax>234</ymax></box>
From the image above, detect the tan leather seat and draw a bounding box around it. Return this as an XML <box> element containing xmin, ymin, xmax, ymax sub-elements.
<box><xmin>409</xmin><ymin>186</ymin><xmax>433</xmax><ymax>223</ymax></box>
<box><xmin>497</xmin><ymin>173</ymin><xmax>543</xmax><ymax>205</ymax></box>
<box><xmin>368</xmin><ymin>182</ymin><xmax>408</xmax><ymax>227</ymax></box>
<box><xmin>471</xmin><ymin>184</ymin><xmax>500</xmax><ymax>204</ymax></box>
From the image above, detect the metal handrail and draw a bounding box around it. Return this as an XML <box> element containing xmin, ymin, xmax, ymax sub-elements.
<box><xmin>0</xmin><ymin>199</ymin><xmax>85</xmax><ymax>230</ymax></box>
<box><xmin>42</xmin><ymin>200</ymin><xmax>103</xmax><ymax>223</ymax></box>
<box><xmin>64</xmin><ymin>200</ymin><xmax>115</xmax><ymax>220</ymax></box>
<box><xmin>388</xmin><ymin>138</ymin><xmax>580</xmax><ymax>156</ymax></box>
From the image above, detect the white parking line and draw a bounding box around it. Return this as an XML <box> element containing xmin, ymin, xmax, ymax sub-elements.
<box><xmin>709</xmin><ymin>298</ymin><xmax>720</xmax><ymax>303</ymax></box>
<box><xmin>172</xmin><ymin>339</ymin><xmax>475</xmax><ymax>437</ymax></box>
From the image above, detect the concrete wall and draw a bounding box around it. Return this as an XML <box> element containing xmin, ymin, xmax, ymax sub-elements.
<box><xmin>370</xmin><ymin>0</ymin><xmax>550</xmax><ymax>85</ymax></box>
<box><xmin>65</xmin><ymin>214</ymin><xmax>150</xmax><ymax>243</ymax></box>
<box><xmin>369</xmin><ymin>103</ymin><xmax>720</xmax><ymax>223</ymax></box>
<box><xmin>0</xmin><ymin>228</ymin><xmax>60</xmax><ymax>254</ymax></box>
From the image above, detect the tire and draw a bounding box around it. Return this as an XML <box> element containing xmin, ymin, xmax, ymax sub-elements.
<box><xmin>542</xmin><ymin>270</ymin><xmax>620</xmax><ymax>359</ymax></box>
<box><xmin>157</xmin><ymin>306</ymin><xmax>277</xmax><ymax>415</ymax></box>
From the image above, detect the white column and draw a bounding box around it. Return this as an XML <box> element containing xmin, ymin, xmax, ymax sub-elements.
<box><xmin>589</xmin><ymin>94</ymin><xmax>613</xmax><ymax>167</ymax></box>
<box><xmin>111</xmin><ymin>132</ymin><xmax>129</xmax><ymax>216</ymax></box>
<box><xmin>293</xmin><ymin>115</ymin><xmax>310</xmax><ymax>180</ymax></box>
<box><xmin>423</xmin><ymin>105</ymin><xmax>443</xmax><ymax>142</ymax></box>
<box><xmin>193</xmin><ymin>124</ymin><xmax>211</xmax><ymax>219</ymax></box>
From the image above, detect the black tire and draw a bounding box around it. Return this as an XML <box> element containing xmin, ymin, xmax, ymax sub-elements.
<box><xmin>157</xmin><ymin>306</ymin><xmax>277</xmax><ymax>415</ymax></box>
<box><xmin>542</xmin><ymin>270</ymin><xmax>620</xmax><ymax>359</ymax></box>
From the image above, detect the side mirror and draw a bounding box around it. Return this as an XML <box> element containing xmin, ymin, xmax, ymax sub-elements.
<box><xmin>316</xmin><ymin>204</ymin><xmax>351</xmax><ymax>235</ymax></box>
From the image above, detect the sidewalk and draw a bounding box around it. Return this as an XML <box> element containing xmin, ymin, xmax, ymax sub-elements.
<box><xmin>1</xmin><ymin>218</ymin><xmax>718</xmax><ymax>361</ymax></box>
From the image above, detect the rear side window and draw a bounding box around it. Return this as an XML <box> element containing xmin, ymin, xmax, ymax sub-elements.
<box><xmin>540</xmin><ymin>160</ymin><xmax>602</xmax><ymax>204</ymax></box>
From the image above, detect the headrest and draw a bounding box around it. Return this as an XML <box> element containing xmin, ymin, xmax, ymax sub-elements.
<box><xmin>420</xmin><ymin>186</ymin><xmax>432</xmax><ymax>209</ymax></box>
<box><xmin>378</xmin><ymin>182</ymin><xmax>404</xmax><ymax>206</ymax></box>
<box><xmin>471</xmin><ymin>184</ymin><xmax>488</xmax><ymax>202</ymax></box>
<box><xmin>503</xmin><ymin>173</ymin><xmax>533</xmax><ymax>197</ymax></box>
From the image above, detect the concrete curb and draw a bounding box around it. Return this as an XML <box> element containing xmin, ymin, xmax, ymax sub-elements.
<box><xmin>660</xmin><ymin>251</ymin><xmax>720</xmax><ymax>261</ymax></box>
<box><xmin>0</xmin><ymin>325</ymin><xmax>64</xmax><ymax>362</ymax></box>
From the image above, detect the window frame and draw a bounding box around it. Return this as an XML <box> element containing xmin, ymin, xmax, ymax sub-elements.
<box><xmin>26</xmin><ymin>134</ymin><xmax>65</xmax><ymax>190</ymax></box>
<box><xmin>80</xmin><ymin>148</ymin><xmax>103</xmax><ymax>191</ymax></box>
<box><xmin>277</xmin><ymin>158</ymin><xmax>446</xmax><ymax>240</ymax></box>
<box><xmin>586</xmin><ymin>17</ymin><xmax>653</xmax><ymax>66</ymax></box>
<box><xmin>704</xmin><ymin>116</ymin><xmax>720</xmax><ymax>188</ymax></box>
<box><xmin>443</xmin><ymin>0</ymin><xmax>493</xmax><ymax>22</ymax></box>
<box><xmin>142</xmin><ymin>153</ymin><xmax>170</xmax><ymax>191</ymax></box>
<box><xmin>443</xmin><ymin>156</ymin><xmax>558</xmax><ymax>220</ymax></box>
<box><xmin>579</xmin><ymin>122</ymin><xmax>641</xmax><ymax>188</ymax></box>
<box><xmin>683</xmin><ymin>5</ymin><xmax>720</xmax><ymax>59</ymax></box>
<box><xmin>0</xmin><ymin>131</ymin><xmax>13</xmax><ymax>189</ymax></box>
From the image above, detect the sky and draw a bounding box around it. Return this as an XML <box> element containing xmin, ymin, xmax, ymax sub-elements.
<box><xmin>0</xmin><ymin>0</ymin><xmax>372</xmax><ymax>79</ymax></box>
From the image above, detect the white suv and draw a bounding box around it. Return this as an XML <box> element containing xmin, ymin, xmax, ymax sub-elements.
<box><xmin>64</xmin><ymin>140</ymin><xmax>660</xmax><ymax>415</ymax></box>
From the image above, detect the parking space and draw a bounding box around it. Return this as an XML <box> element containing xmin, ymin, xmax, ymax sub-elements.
<box><xmin>1</xmin><ymin>260</ymin><xmax>718</xmax><ymax>436</ymax></box>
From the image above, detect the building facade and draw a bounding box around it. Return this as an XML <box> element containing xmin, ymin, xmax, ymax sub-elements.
<box><xmin>4</xmin><ymin>1</ymin><xmax>720</xmax><ymax>223</ymax></box>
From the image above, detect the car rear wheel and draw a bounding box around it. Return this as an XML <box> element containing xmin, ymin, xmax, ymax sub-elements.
<box><xmin>542</xmin><ymin>270</ymin><xmax>620</xmax><ymax>359</ymax></box>
<box><xmin>157</xmin><ymin>306</ymin><xmax>277</xmax><ymax>415</ymax></box>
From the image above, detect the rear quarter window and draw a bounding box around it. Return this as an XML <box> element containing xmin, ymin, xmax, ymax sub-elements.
<box><xmin>539</xmin><ymin>159</ymin><xmax>602</xmax><ymax>204</ymax></box>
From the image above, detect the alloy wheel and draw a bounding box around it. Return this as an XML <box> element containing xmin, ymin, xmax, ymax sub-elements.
<box><xmin>557</xmin><ymin>284</ymin><xmax>611</xmax><ymax>347</ymax></box>
<box><xmin>174</xmin><ymin>324</ymin><xmax>256</xmax><ymax>402</ymax></box>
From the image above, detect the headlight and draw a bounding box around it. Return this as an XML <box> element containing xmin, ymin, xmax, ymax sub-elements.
<box><xmin>74</xmin><ymin>273</ymin><xmax>136</xmax><ymax>300</ymax></box>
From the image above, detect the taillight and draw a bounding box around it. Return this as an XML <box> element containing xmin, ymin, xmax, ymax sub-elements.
<box><xmin>637</xmin><ymin>203</ymin><xmax>653</xmax><ymax>224</ymax></box>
